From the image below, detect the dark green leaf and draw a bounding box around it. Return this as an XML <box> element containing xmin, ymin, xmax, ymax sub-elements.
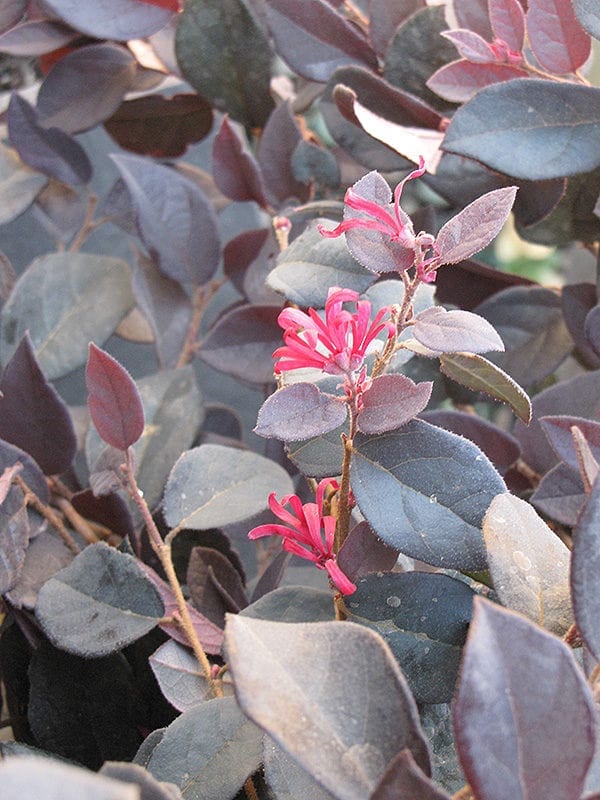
<box><xmin>0</xmin><ymin>252</ymin><xmax>134</xmax><ymax>380</ymax></box>
<box><xmin>225</xmin><ymin>615</ymin><xmax>430</xmax><ymax>799</ymax></box>
<box><xmin>483</xmin><ymin>493</ymin><xmax>572</xmax><ymax>635</ymax></box>
<box><xmin>175</xmin><ymin>0</ymin><xmax>274</xmax><ymax>129</ymax></box>
<box><xmin>454</xmin><ymin>598</ymin><xmax>596</xmax><ymax>800</ymax></box>
<box><xmin>36</xmin><ymin>542</ymin><xmax>164</xmax><ymax>657</ymax></box>
<box><xmin>442</xmin><ymin>79</ymin><xmax>600</xmax><ymax>179</ymax></box>
<box><xmin>146</xmin><ymin>696</ymin><xmax>263</xmax><ymax>799</ymax></box>
<box><xmin>439</xmin><ymin>353</ymin><xmax>532</xmax><ymax>423</ymax></box>
<box><xmin>351</xmin><ymin>419</ymin><xmax>506</xmax><ymax>570</ymax></box>
<box><xmin>163</xmin><ymin>443</ymin><xmax>294</xmax><ymax>530</ymax></box>
<box><xmin>286</xmin><ymin>421</ymin><xmax>346</xmax><ymax>478</ymax></box>
<box><xmin>347</xmin><ymin>572</ymin><xmax>474</xmax><ymax>704</ymax></box>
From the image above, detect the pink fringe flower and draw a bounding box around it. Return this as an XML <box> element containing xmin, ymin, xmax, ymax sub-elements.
<box><xmin>248</xmin><ymin>478</ymin><xmax>356</xmax><ymax>595</ymax></box>
<box><xmin>273</xmin><ymin>287</ymin><xmax>393</xmax><ymax>376</ymax></box>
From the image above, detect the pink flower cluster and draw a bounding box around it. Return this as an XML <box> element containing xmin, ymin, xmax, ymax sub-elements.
<box><xmin>248</xmin><ymin>478</ymin><xmax>356</xmax><ymax>595</ymax></box>
<box><xmin>273</xmin><ymin>287</ymin><xmax>393</xmax><ymax>377</ymax></box>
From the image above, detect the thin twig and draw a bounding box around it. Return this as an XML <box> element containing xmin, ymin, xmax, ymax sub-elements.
<box><xmin>13</xmin><ymin>474</ymin><xmax>80</xmax><ymax>555</ymax></box>
<box><xmin>176</xmin><ymin>278</ymin><xmax>226</xmax><ymax>368</ymax></box>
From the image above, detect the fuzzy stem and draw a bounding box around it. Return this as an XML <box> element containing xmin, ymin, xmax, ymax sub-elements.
<box><xmin>121</xmin><ymin>449</ymin><xmax>222</xmax><ymax>698</ymax></box>
<box><xmin>68</xmin><ymin>192</ymin><xmax>99</xmax><ymax>253</ymax></box>
<box><xmin>176</xmin><ymin>278</ymin><xmax>225</xmax><ymax>368</ymax></box>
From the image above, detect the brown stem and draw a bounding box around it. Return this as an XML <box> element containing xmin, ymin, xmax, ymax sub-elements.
<box><xmin>53</xmin><ymin>497</ymin><xmax>100</xmax><ymax>545</ymax></box>
<box><xmin>121</xmin><ymin>449</ymin><xmax>222</xmax><ymax>698</ymax></box>
<box><xmin>13</xmin><ymin>474</ymin><xmax>80</xmax><ymax>555</ymax></box>
<box><xmin>243</xmin><ymin>777</ymin><xmax>260</xmax><ymax>800</ymax></box>
<box><xmin>334</xmin><ymin>433</ymin><xmax>354</xmax><ymax>554</ymax></box>
<box><xmin>176</xmin><ymin>279</ymin><xmax>225</xmax><ymax>368</ymax></box>
<box><xmin>453</xmin><ymin>785</ymin><xmax>475</xmax><ymax>800</ymax></box>
<box><xmin>372</xmin><ymin>273</ymin><xmax>419</xmax><ymax>379</ymax></box>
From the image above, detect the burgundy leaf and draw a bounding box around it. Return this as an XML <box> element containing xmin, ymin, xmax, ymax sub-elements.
<box><xmin>435</xmin><ymin>257</ymin><xmax>534</xmax><ymax>311</ymax></box>
<box><xmin>561</xmin><ymin>283</ymin><xmax>600</xmax><ymax>369</ymax></box>
<box><xmin>7</xmin><ymin>93</ymin><xmax>92</xmax><ymax>186</ymax></box>
<box><xmin>454</xmin><ymin>597</ymin><xmax>596</xmax><ymax>800</ymax></box>
<box><xmin>71</xmin><ymin>489</ymin><xmax>135</xmax><ymax>542</ymax></box>
<box><xmin>337</xmin><ymin>520</ymin><xmax>399</xmax><ymax>582</ymax></box>
<box><xmin>257</xmin><ymin>101</ymin><xmax>310</xmax><ymax>206</ymax></box>
<box><xmin>224</xmin><ymin>229</ymin><xmax>270</xmax><ymax>296</ymax></box>
<box><xmin>585</xmin><ymin>305</ymin><xmax>600</xmax><ymax>356</ymax></box>
<box><xmin>86</xmin><ymin>343</ymin><xmax>145</xmax><ymax>451</ymax></box>
<box><xmin>249</xmin><ymin>550</ymin><xmax>292</xmax><ymax>603</ymax></box>
<box><xmin>512</xmin><ymin>176</ymin><xmax>566</xmax><ymax>228</ymax></box>
<box><xmin>264</xmin><ymin>0</ymin><xmax>378</xmax><ymax>82</ymax></box>
<box><xmin>427</xmin><ymin>60</ymin><xmax>527</xmax><ymax>103</ymax></box>
<box><xmin>451</xmin><ymin>0</ymin><xmax>493</xmax><ymax>39</ymax></box>
<box><xmin>255</xmin><ymin>383</ymin><xmax>348</xmax><ymax>441</ymax></box>
<box><xmin>223</xmin><ymin>227</ymin><xmax>281</xmax><ymax>306</ymax></box>
<box><xmin>441</xmin><ymin>29</ymin><xmax>495</xmax><ymax>63</ymax></box>
<box><xmin>371</xmin><ymin>748</ymin><xmax>451</xmax><ymax>800</ymax></box>
<box><xmin>435</xmin><ymin>186</ymin><xmax>517</xmax><ymax>264</ymax></box>
<box><xmin>368</xmin><ymin>0</ymin><xmax>426</xmax><ymax>57</ymax></box>
<box><xmin>36</xmin><ymin>43</ymin><xmax>137</xmax><ymax>134</ymax></box>
<box><xmin>571</xmin><ymin>480</ymin><xmax>600</xmax><ymax>660</ymax></box>
<box><xmin>539</xmin><ymin>415</ymin><xmax>600</xmax><ymax>471</ymax></box>
<box><xmin>197</xmin><ymin>304</ymin><xmax>282</xmax><ymax>386</ymax></box>
<box><xmin>357</xmin><ymin>374</ymin><xmax>432</xmax><ymax>434</ymax></box>
<box><xmin>212</xmin><ymin>115</ymin><xmax>268</xmax><ymax>208</ymax></box>
<box><xmin>104</xmin><ymin>93</ymin><xmax>213</xmax><ymax>158</ymax></box>
<box><xmin>42</xmin><ymin>0</ymin><xmax>174</xmax><ymax>41</ymax></box>
<box><xmin>140</xmin><ymin>563</ymin><xmax>224</xmax><ymax>655</ymax></box>
<box><xmin>138</xmin><ymin>0</ymin><xmax>179</xmax><ymax>9</ymax></box>
<box><xmin>0</xmin><ymin>20</ymin><xmax>77</xmax><ymax>56</ymax></box>
<box><xmin>530</xmin><ymin>462</ymin><xmax>586</xmax><ymax>527</ymax></box>
<box><xmin>489</xmin><ymin>0</ymin><xmax>526</xmax><ymax>53</ymax></box>
<box><xmin>111</xmin><ymin>153</ymin><xmax>221</xmax><ymax>287</ymax></box>
<box><xmin>412</xmin><ymin>307</ymin><xmax>504</xmax><ymax>354</ymax></box>
<box><xmin>526</xmin><ymin>0</ymin><xmax>591</xmax><ymax>74</ymax></box>
<box><xmin>187</xmin><ymin>546</ymin><xmax>248</xmax><ymax>628</ymax></box>
<box><xmin>0</xmin><ymin>332</ymin><xmax>76</xmax><ymax>475</ymax></box>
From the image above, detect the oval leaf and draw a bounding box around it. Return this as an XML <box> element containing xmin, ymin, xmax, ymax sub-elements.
<box><xmin>413</xmin><ymin>307</ymin><xmax>505</xmax><ymax>354</ymax></box>
<box><xmin>0</xmin><ymin>143</ymin><xmax>47</xmax><ymax>225</ymax></box>
<box><xmin>357</xmin><ymin>374</ymin><xmax>432</xmax><ymax>434</ymax></box>
<box><xmin>42</xmin><ymin>0</ymin><xmax>174</xmax><ymax>40</ymax></box>
<box><xmin>255</xmin><ymin>383</ymin><xmax>347</xmax><ymax>441</ymax></box>
<box><xmin>351</xmin><ymin>419</ymin><xmax>506</xmax><ymax>571</ymax></box>
<box><xmin>225</xmin><ymin>615</ymin><xmax>430</xmax><ymax>799</ymax></box>
<box><xmin>435</xmin><ymin>187</ymin><xmax>517</xmax><ymax>265</ymax></box>
<box><xmin>212</xmin><ymin>115</ymin><xmax>268</xmax><ymax>207</ymax></box>
<box><xmin>0</xmin><ymin>252</ymin><xmax>134</xmax><ymax>380</ymax></box>
<box><xmin>439</xmin><ymin>353</ymin><xmax>532</xmax><ymax>423</ymax></box>
<box><xmin>483</xmin><ymin>493</ymin><xmax>573</xmax><ymax>635</ymax></box>
<box><xmin>454</xmin><ymin>597</ymin><xmax>596</xmax><ymax>800</ymax></box>
<box><xmin>527</xmin><ymin>0</ymin><xmax>591</xmax><ymax>74</ymax></box>
<box><xmin>36</xmin><ymin>542</ymin><xmax>164</xmax><ymax>657</ymax></box>
<box><xmin>163</xmin><ymin>443</ymin><xmax>294</xmax><ymax>530</ymax></box>
<box><xmin>86</xmin><ymin>343</ymin><xmax>145</xmax><ymax>451</ymax></box>
<box><xmin>571</xmin><ymin>479</ymin><xmax>600</xmax><ymax>661</ymax></box>
<box><xmin>442</xmin><ymin>79</ymin><xmax>600</xmax><ymax>180</ymax></box>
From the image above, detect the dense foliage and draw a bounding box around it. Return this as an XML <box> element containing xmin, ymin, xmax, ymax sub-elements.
<box><xmin>0</xmin><ymin>1</ymin><xmax>599</xmax><ymax>799</ymax></box>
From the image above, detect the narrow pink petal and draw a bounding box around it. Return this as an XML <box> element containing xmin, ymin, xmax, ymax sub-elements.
<box><xmin>318</xmin><ymin>217</ymin><xmax>402</xmax><ymax>238</ymax></box>
<box><xmin>278</xmin><ymin>307</ymin><xmax>313</xmax><ymax>331</ymax></box>
<box><xmin>345</xmin><ymin>188</ymin><xmax>398</xmax><ymax>233</ymax></box>
<box><xmin>324</xmin><ymin>558</ymin><xmax>357</xmax><ymax>595</ymax></box>
<box><xmin>327</xmin><ymin>287</ymin><xmax>359</xmax><ymax>304</ymax></box>
<box><xmin>302</xmin><ymin>503</ymin><xmax>326</xmax><ymax>556</ymax></box>
<box><xmin>282</xmin><ymin>539</ymin><xmax>319</xmax><ymax>562</ymax></box>
<box><xmin>248</xmin><ymin>523</ymin><xmax>301</xmax><ymax>540</ymax></box>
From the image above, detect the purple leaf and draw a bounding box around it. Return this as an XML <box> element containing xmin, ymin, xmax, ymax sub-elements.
<box><xmin>86</xmin><ymin>343</ymin><xmax>145</xmax><ymax>451</ymax></box>
<box><xmin>527</xmin><ymin>0</ymin><xmax>591</xmax><ymax>74</ymax></box>
<box><xmin>585</xmin><ymin>305</ymin><xmax>600</xmax><ymax>356</ymax></box>
<box><xmin>370</xmin><ymin>749</ymin><xmax>451</xmax><ymax>800</ymax></box>
<box><xmin>451</xmin><ymin>0</ymin><xmax>493</xmax><ymax>39</ymax></box>
<box><xmin>427</xmin><ymin>59</ymin><xmax>527</xmax><ymax>103</ymax></box>
<box><xmin>104</xmin><ymin>93</ymin><xmax>213</xmax><ymax>159</ymax></box>
<box><xmin>572</xmin><ymin>0</ymin><xmax>600</xmax><ymax>39</ymax></box>
<box><xmin>42</xmin><ymin>0</ymin><xmax>175</xmax><ymax>41</ymax></box>
<box><xmin>571</xmin><ymin>480</ymin><xmax>600</xmax><ymax>660</ymax></box>
<box><xmin>197</xmin><ymin>304</ymin><xmax>282</xmax><ymax>386</ymax></box>
<box><xmin>0</xmin><ymin>332</ymin><xmax>76</xmax><ymax>475</ymax></box>
<box><xmin>71</xmin><ymin>489</ymin><xmax>135</xmax><ymax>542</ymax></box>
<box><xmin>489</xmin><ymin>0</ymin><xmax>525</xmax><ymax>53</ymax></box>
<box><xmin>441</xmin><ymin>29</ymin><xmax>494</xmax><ymax>63</ymax></box>
<box><xmin>368</xmin><ymin>0</ymin><xmax>426</xmax><ymax>57</ymax></box>
<box><xmin>264</xmin><ymin>0</ymin><xmax>378</xmax><ymax>82</ymax></box>
<box><xmin>435</xmin><ymin>256</ymin><xmax>534</xmax><ymax>311</ymax></box>
<box><xmin>212</xmin><ymin>116</ymin><xmax>268</xmax><ymax>208</ymax></box>
<box><xmin>562</xmin><ymin>283</ymin><xmax>600</xmax><ymax>368</ymax></box>
<box><xmin>257</xmin><ymin>101</ymin><xmax>310</xmax><ymax>206</ymax></box>
<box><xmin>412</xmin><ymin>306</ymin><xmax>504</xmax><ymax>355</ymax></box>
<box><xmin>454</xmin><ymin>597</ymin><xmax>596</xmax><ymax>800</ymax></box>
<box><xmin>539</xmin><ymin>415</ymin><xmax>600</xmax><ymax>471</ymax></box>
<box><xmin>36</xmin><ymin>43</ymin><xmax>137</xmax><ymax>134</ymax></box>
<box><xmin>7</xmin><ymin>93</ymin><xmax>92</xmax><ymax>186</ymax></box>
<box><xmin>132</xmin><ymin>250</ymin><xmax>192</xmax><ymax>370</ymax></box>
<box><xmin>0</xmin><ymin>439</ymin><xmax>50</xmax><ymax>504</ymax></box>
<box><xmin>141</xmin><ymin>563</ymin><xmax>224</xmax><ymax>655</ymax></box>
<box><xmin>0</xmin><ymin>0</ymin><xmax>26</xmax><ymax>33</ymax></box>
<box><xmin>337</xmin><ymin>520</ymin><xmax>399</xmax><ymax>582</ymax></box>
<box><xmin>531</xmin><ymin>462</ymin><xmax>586</xmax><ymax>527</ymax></box>
<box><xmin>0</xmin><ymin>479</ymin><xmax>29</xmax><ymax>595</ymax></box>
<box><xmin>224</xmin><ymin>229</ymin><xmax>270</xmax><ymax>296</ymax></box>
<box><xmin>255</xmin><ymin>383</ymin><xmax>348</xmax><ymax>441</ymax></box>
<box><xmin>249</xmin><ymin>550</ymin><xmax>291</xmax><ymax>603</ymax></box>
<box><xmin>357</xmin><ymin>374</ymin><xmax>432</xmax><ymax>434</ymax></box>
<box><xmin>111</xmin><ymin>153</ymin><xmax>221</xmax><ymax>287</ymax></box>
<box><xmin>435</xmin><ymin>186</ymin><xmax>517</xmax><ymax>264</ymax></box>
<box><xmin>187</xmin><ymin>546</ymin><xmax>248</xmax><ymax>628</ymax></box>
<box><xmin>223</xmin><ymin>228</ymin><xmax>281</xmax><ymax>306</ymax></box>
<box><xmin>0</xmin><ymin>20</ymin><xmax>77</xmax><ymax>56</ymax></box>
